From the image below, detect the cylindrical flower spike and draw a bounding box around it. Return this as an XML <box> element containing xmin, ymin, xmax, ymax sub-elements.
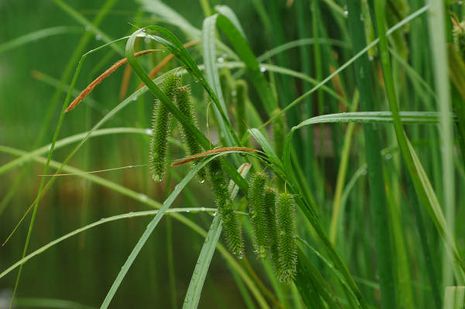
<box><xmin>209</xmin><ymin>159</ymin><xmax>244</xmax><ymax>258</ymax></box>
<box><xmin>150</xmin><ymin>74</ymin><xmax>180</xmax><ymax>182</ymax></box>
<box><xmin>276</xmin><ymin>192</ymin><xmax>297</xmax><ymax>283</ymax></box>
<box><xmin>248</xmin><ymin>172</ymin><xmax>268</xmax><ymax>258</ymax></box>
<box><xmin>176</xmin><ymin>85</ymin><xmax>206</xmax><ymax>181</ymax></box>
<box><xmin>263</xmin><ymin>187</ymin><xmax>279</xmax><ymax>267</ymax></box>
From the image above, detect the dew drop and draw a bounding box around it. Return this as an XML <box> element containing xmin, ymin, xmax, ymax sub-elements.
<box><xmin>260</xmin><ymin>66</ymin><xmax>267</xmax><ymax>73</ymax></box>
<box><xmin>217</xmin><ymin>57</ymin><xmax>225</xmax><ymax>63</ymax></box>
<box><xmin>145</xmin><ymin>128</ymin><xmax>153</xmax><ymax>135</ymax></box>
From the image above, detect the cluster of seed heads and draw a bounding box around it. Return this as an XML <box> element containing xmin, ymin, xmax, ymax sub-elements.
<box><xmin>149</xmin><ymin>73</ymin><xmax>243</xmax><ymax>257</ymax></box>
<box><xmin>248</xmin><ymin>172</ymin><xmax>298</xmax><ymax>284</ymax></box>
<box><xmin>150</xmin><ymin>74</ymin><xmax>205</xmax><ymax>181</ymax></box>
<box><xmin>150</xmin><ymin>74</ymin><xmax>297</xmax><ymax>283</ymax></box>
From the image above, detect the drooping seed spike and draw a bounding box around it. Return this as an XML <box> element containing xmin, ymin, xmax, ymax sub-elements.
<box><xmin>208</xmin><ymin>159</ymin><xmax>244</xmax><ymax>257</ymax></box>
<box><xmin>248</xmin><ymin>171</ymin><xmax>268</xmax><ymax>259</ymax></box>
<box><xmin>221</xmin><ymin>206</ymin><xmax>244</xmax><ymax>258</ymax></box>
<box><xmin>264</xmin><ymin>187</ymin><xmax>279</xmax><ymax>267</ymax></box>
<box><xmin>176</xmin><ymin>85</ymin><xmax>206</xmax><ymax>181</ymax></box>
<box><xmin>276</xmin><ymin>192</ymin><xmax>297</xmax><ymax>283</ymax></box>
<box><xmin>208</xmin><ymin>160</ymin><xmax>228</xmax><ymax>206</ymax></box>
<box><xmin>150</xmin><ymin>74</ymin><xmax>181</xmax><ymax>181</ymax></box>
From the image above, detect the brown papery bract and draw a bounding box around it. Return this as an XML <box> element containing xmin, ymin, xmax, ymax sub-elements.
<box><xmin>66</xmin><ymin>40</ymin><xmax>200</xmax><ymax>113</ymax></box>
<box><xmin>171</xmin><ymin>147</ymin><xmax>258</xmax><ymax>167</ymax></box>
<box><xmin>65</xmin><ymin>49</ymin><xmax>159</xmax><ymax>112</ymax></box>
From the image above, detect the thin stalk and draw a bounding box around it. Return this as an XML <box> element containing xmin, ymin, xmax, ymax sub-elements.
<box><xmin>329</xmin><ymin>94</ymin><xmax>359</xmax><ymax>244</ymax></box>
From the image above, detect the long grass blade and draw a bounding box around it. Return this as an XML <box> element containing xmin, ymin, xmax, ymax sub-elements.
<box><xmin>427</xmin><ymin>0</ymin><xmax>457</xmax><ymax>288</ymax></box>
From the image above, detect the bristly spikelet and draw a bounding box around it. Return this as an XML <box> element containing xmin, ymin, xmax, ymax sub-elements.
<box><xmin>209</xmin><ymin>159</ymin><xmax>244</xmax><ymax>257</ymax></box>
<box><xmin>248</xmin><ymin>172</ymin><xmax>268</xmax><ymax>258</ymax></box>
<box><xmin>264</xmin><ymin>187</ymin><xmax>279</xmax><ymax>267</ymax></box>
<box><xmin>175</xmin><ymin>85</ymin><xmax>206</xmax><ymax>181</ymax></box>
<box><xmin>221</xmin><ymin>206</ymin><xmax>244</xmax><ymax>258</ymax></box>
<box><xmin>235</xmin><ymin>80</ymin><xmax>248</xmax><ymax>139</ymax></box>
<box><xmin>150</xmin><ymin>74</ymin><xmax>180</xmax><ymax>182</ymax></box>
<box><xmin>276</xmin><ymin>192</ymin><xmax>297</xmax><ymax>283</ymax></box>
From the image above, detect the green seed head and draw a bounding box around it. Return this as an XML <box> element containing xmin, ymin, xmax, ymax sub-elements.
<box><xmin>149</xmin><ymin>74</ymin><xmax>181</xmax><ymax>182</ymax></box>
<box><xmin>248</xmin><ymin>171</ymin><xmax>269</xmax><ymax>259</ymax></box>
<box><xmin>454</xmin><ymin>21</ymin><xmax>465</xmax><ymax>60</ymax></box>
<box><xmin>208</xmin><ymin>159</ymin><xmax>244</xmax><ymax>258</ymax></box>
<box><xmin>276</xmin><ymin>192</ymin><xmax>297</xmax><ymax>283</ymax></box>
<box><xmin>221</xmin><ymin>206</ymin><xmax>244</xmax><ymax>258</ymax></box>
<box><xmin>264</xmin><ymin>187</ymin><xmax>279</xmax><ymax>267</ymax></box>
<box><xmin>176</xmin><ymin>85</ymin><xmax>206</xmax><ymax>181</ymax></box>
